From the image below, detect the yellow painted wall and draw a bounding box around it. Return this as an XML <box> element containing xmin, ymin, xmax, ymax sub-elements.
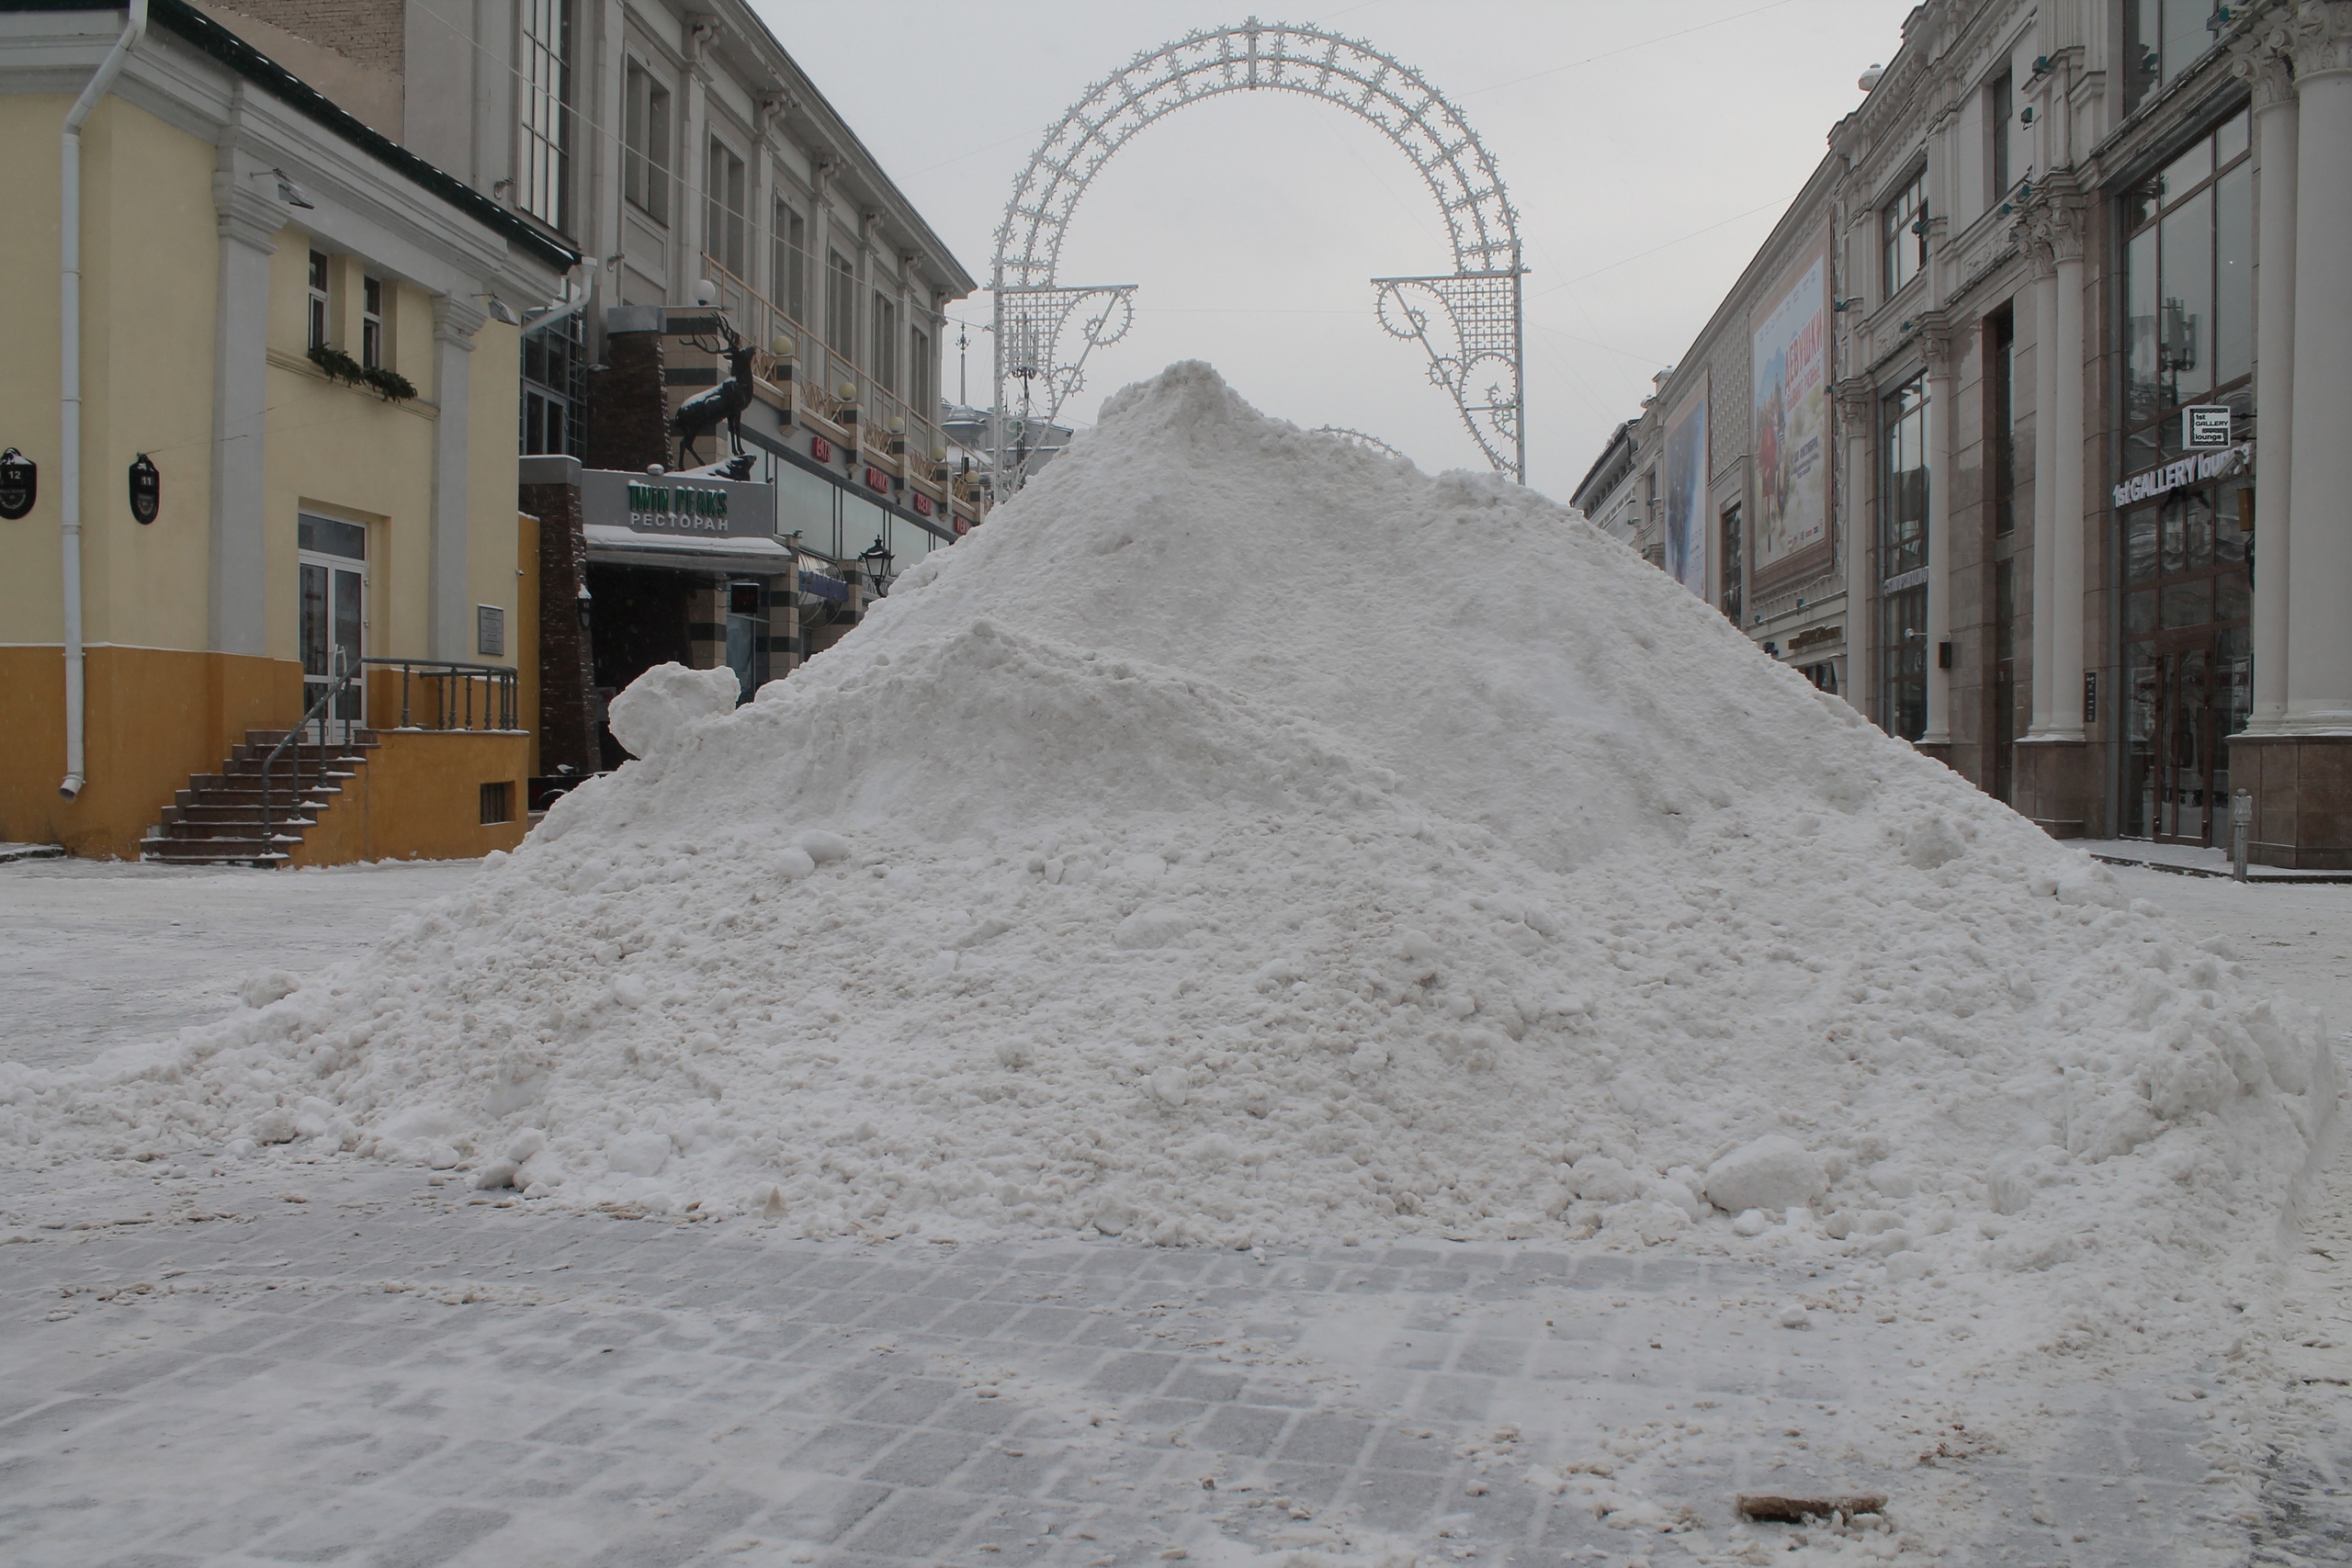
<box><xmin>288</xmin><ymin>729</ymin><xmax>529</xmax><ymax>866</ymax></box>
<box><xmin>0</xmin><ymin>94</ymin><xmax>218</xmax><ymax>649</ymax></box>
<box><xmin>0</xmin><ymin>93</ymin><xmax>537</xmax><ymax>860</ymax></box>
<box><xmin>0</xmin><ymin>645</ymin><xmax>298</xmax><ymax>858</ymax></box>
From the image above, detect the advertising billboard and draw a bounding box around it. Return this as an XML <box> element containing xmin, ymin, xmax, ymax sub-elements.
<box><xmin>1662</xmin><ymin>373</ymin><xmax>1710</xmax><ymax>599</ymax></box>
<box><xmin>1748</xmin><ymin>244</ymin><xmax>1832</xmax><ymax>590</ymax></box>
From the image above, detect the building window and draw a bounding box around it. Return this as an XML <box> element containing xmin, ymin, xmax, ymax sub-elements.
<box><xmin>1718</xmin><ymin>502</ymin><xmax>1742</xmax><ymax>625</ymax></box>
<box><xmin>773</xmin><ymin>198</ymin><xmax>806</xmax><ymax>324</ymax></box>
<box><xmin>706</xmin><ymin>138</ymin><xmax>747</xmax><ymax>276</ymax></box>
<box><xmin>307</xmin><ymin>251</ymin><xmax>331</xmax><ymax>351</ymax></box>
<box><xmin>1881</xmin><ymin>585</ymin><xmax>1928</xmax><ymax>742</ymax></box>
<box><xmin>2126</xmin><ymin>0</ymin><xmax>2226</xmax><ymax>118</ymax></box>
<box><xmin>1987</xmin><ymin>306</ymin><xmax>2016</xmax><ymax>536</ymax></box>
<box><xmin>870</xmin><ymin>291</ymin><xmax>898</xmax><ymax>391</ymax></box>
<box><xmin>2122</xmin><ymin>107</ymin><xmax>2252</xmax><ymax>476</ymax></box>
<box><xmin>361</xmin><ymin>276</ymin><xmax>386</xmax><ymax>369</ymax></box>
<box><xmin>1879</xmin><ymin>375</ymin><xmax>1928</xmax><ymax>580</ymax></box>
<box><xmin>827</xmin><ymin>250</ymin><xmax>855</xmax><ymax>358</ymax></box>
<box><xmin>910</xmin><ymin>326</ymin><xmax>934</xmax><ymax>422</ymax></box>
<box><xmin>518</xmin><ymin>0</ymin><xmax>571</xmax><ymax>231</ymax></box>
<box><xmin>1988</xmin><ymin>70</ymin><xmax>2013</xmax><ymax>198</ymax></box>
<box><xmin>1882</xmin><ymin>167</ymin><xmax>1927</xmax><ymax>299</ymax></box>
<box><xmin>622</xmin><ymin>61</ymin><xmax>671</xmax><ymax>222</ymax></box>
<box><xmin>520</xmin><ymin>311</ymin><xmax>583</xmax><ymax>456</ymax></box>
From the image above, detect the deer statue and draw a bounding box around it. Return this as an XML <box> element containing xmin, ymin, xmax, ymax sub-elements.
<box><xmin>669</xmin><ymin>321</ymin><xmax>757</xmax><ymax>468</ymax></box>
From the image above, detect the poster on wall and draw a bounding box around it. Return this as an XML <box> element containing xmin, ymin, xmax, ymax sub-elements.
<box><xmin>1662</xmin><ymin>373</ymin><xmax>1710</xmax><ymax>599</ymax></box>
<box><xmin>1748</xmin><ymin>243</ymin><xmax>1833</xmax><ymax>590</ymax></box>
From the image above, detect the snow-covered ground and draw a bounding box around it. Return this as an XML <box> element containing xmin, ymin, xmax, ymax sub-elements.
<box><xmin>0</xmin><ymin>858</ymin><xmax>480</xmax><ymax>1073</ymax></box>
<box><xmin>1</xmin><ymin>851</ymin><xmax>2347</xmax><ymax>1565</ymax></box>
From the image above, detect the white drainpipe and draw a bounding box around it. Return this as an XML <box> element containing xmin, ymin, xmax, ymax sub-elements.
<box><xmin>58</xmin><ymin>0</ymin><xmax>149</xmax><ymax>800</ymax></box>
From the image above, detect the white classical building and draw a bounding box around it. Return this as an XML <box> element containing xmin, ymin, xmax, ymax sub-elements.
<box><xmin>1583</xmin><ymin>0</ymin><xmax>2351</xmax><ymax>866</ymax></box>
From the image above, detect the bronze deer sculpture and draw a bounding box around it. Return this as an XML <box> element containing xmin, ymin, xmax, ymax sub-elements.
<box><xmin>670</xmin><ymin>321</ymin><xmax>757</xmax><ymax>468</ymax></box>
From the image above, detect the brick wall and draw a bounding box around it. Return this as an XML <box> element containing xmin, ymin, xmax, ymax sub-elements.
<box><xmin>585</xmin><ymin>332</ymin><xmax>669</xmax><ymax>474</ymax></box>
<box><xmin>204</xmin><ymin>0</ymin><xmax>404</xmax><ymax>70</ymax></box>
<box><xmin>520</xmin><ymin>480</ymin><xmax>599</xmax><ymax>777</ymax></box>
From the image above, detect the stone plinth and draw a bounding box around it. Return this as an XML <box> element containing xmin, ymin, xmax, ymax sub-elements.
<box><xmin>2228</xmin><ymin>733</ymin><xmax>2352</xmax><ymax>870</ymax></box>
<box><xmin>2014</xmin><ymin>738</ymin><xmax>2095</xmax><ymax>838</ymax></box>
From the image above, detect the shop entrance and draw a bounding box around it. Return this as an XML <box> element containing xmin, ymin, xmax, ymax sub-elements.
<box><xmin>2120</xmin><ymin>483</ymin><xmax>2252</xmax><ymax>845</ymax></box>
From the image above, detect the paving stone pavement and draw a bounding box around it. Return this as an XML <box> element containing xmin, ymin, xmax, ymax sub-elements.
<box><xmin>0</xmin><ymin>1155</ymin><xmax>2290</xmax><ymax>1568</ymax></box>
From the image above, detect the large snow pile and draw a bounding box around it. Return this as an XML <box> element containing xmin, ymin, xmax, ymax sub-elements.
<box><xmin>0</xmin><ymin>366</ymin><xmax>2334</xmax><ymax>1331</ymax></box>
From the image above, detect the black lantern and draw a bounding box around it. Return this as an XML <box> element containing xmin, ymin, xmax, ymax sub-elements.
<box><xmin>576</xmin><ymin>582</ymin><xmax>594</xmax><ymax>631</ymax></box>
<box><xmin>858</xmin><ymin>535</ymin><xmax>894</xmax><ymax>596</ymax></box>
<box><xmin>0</xmin><ymin>448</ymin><xmax>34</xmax><ymax>520</ymax></box>
<box><xmin>128</xmin><ymin>454</ymin><xmax>160</xmax><ymax>525</ymax></box>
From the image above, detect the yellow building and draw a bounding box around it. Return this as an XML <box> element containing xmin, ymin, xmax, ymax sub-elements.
<box><xmin>0</xmin><ymin>3</ymin><xmax>577</xmax><ymax>862</ymax></box>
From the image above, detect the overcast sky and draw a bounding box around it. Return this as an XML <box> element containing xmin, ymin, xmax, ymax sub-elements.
<box><xmin>755</xmin><ymin>0</ymin><xmax>1917</xmax><ymax>499</ymax></box>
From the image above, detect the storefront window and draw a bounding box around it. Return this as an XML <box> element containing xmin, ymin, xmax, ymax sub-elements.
<box><xmin>2121</xmin><ymin>107</ymin><xmax>2253</xmax><ymax>473</ymax></box>
<box><xmin>2116</xmin><ymin>107</ymin><xmax>2254</xmax><ymax>845</ymax></box>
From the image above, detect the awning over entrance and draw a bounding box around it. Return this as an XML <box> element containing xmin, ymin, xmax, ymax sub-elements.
<box><xmin>581</xmin><ymin>525</ymin><xmax>796</xmax><ymax>578</ymax></box>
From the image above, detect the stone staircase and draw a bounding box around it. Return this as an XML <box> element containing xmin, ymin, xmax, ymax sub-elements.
<box><xmin>141</xmin><ymin>728</ymin><xmax>379</xmax><ymax>867</ymax></box>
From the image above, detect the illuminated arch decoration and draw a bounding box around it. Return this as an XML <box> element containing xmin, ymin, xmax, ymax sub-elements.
<box><xmin>990</xmin><ymin>17</ymin><xmax>1525</xmax><ymax>493</ymax></box>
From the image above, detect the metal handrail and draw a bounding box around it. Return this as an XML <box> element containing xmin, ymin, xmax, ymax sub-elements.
<box><xmin>360</xmin><ymin>657</ymin><xmax>518</xmax><ymax>732</ymax></box>
<box><xmin>259</xmin><ymin>650</ymin><xmax>361</xmax><ymax>857</ymax></box>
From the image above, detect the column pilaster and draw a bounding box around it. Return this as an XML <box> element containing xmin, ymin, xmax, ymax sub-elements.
<box><xmin>2283</xmin><ymin>1</ymin><xmax>2352</xmax><ymax>731</ymax></box>
<box><xmin>2020</xmin><ymin>227</ymin><xmax>2062</xmax><ymax>738</ymax></box>
<box><xmin>2045</xmin><ymin>186</ymin><xmax>2089</xmax><ymax>742</ymax></box>
<box><xmin>2234</xmin><ymin>26</ymin><xmax>2301</xmax><ymax>730</ymax></box>
<box><xmin>1834</xmin><ymin>376</ymin><xmax>1875</xmax><ymax>706</ymax></box>
<box><xmin>209</xmin><ymin>172</ymin><xmax>280</xmax><ymax>660</ymax></box>
<box><xmin>429</xmin><ymin>297</ymin><xmax>487</xmax><ymax>662</ymax></box>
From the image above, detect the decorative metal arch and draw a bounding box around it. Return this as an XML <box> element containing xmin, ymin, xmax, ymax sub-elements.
<box><xmin>990</xmin><ymin>17</ymin><xmax>1524</xmax><ymax>494</ymax></box>
<box><xmin>1310</xmin><ymin>426</ymin><xmax>1413</xmax><ymax>465</ymax></box>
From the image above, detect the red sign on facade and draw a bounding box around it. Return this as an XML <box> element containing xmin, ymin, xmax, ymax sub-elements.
<box><xmin>953</xmin><ymin>514</ymin><xmax>970</xmax><ymax>537</ymax></box>
<box><xmin>911</xmin><ymin>491</ymin><xmax>933</xmax><ymax>518</ymax></box>
<box><xmin>865</xmin><ymin>466</ymin><xmax>889</xmax><ymax>492</ymax></box>
<box><xmin>809</xmin><ymin>434</ymin><xmax>831</xmax><ymax>463</ymax></box>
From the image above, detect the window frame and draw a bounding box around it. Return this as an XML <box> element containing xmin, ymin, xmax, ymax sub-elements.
<box><xmin>773</xmin><ymin>196</ymin><xmax>807</xmax><ymax>326</ymax></box>
<box><xmin>360</xmin><ymin>275</ymin><xmax>385</xmax><ymax>369</ymax></box>
<box><xmin>706</xmin><ymin>135</ymin><xmax>748</xmax><ymax>276</ymax></box>
<box><xmin>307</xmin><ymin>251</ymin><xmax>331</xmax><ymax>352</ymax></box>
<box><xmin>622</xmin><ymin>58</ymin><xmax>672</xmax><ymax>223</ymax></box>
<box><xmin>517</xmin><ymin>0</ymin><xmax>572</xmax><ymax>233</ymax></box>
<box><xmin>1881</xmin><ymin>165</ymin><xmax>1928</xmax><ymax>299</ymax></box>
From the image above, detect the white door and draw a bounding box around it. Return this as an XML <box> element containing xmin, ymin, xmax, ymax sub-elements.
<box><xmin>298</xmin><ymin>513</ymin><xmax>367</xmax><ymax>735</ymax></box>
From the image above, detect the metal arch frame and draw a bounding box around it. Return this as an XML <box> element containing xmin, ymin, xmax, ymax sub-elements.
<box><xmin>1309</xmin><ymin>426</ymin><xmax>1413</xmax><ymax>464</ymax></box>
<box><xmin>990</xmin><ymin>16</ymin><xmax>1525</xmax><ymax>495</ymax></box>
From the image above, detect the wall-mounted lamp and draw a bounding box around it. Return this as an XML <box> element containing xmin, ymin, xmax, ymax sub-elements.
<box><xmin>2019</xmin><ymin>106</ymin><xmax>2037</xmax><ymax>126</ymax></box>
<box><xmin>575</xmin><ymin>583</ymin><xmax>593</xmax><ymax>631</ymax></box>
<box><xmin>254</xmin><ymin>166</ymin><xmax>313</xmax><ymax>209</ymax></box>
<box><xmin>481</xmin><ymin>296</ymin><xmax>521</xmax><ymax>325</ymax></box>
<box><xmin>1832</xmin><ymin>297</ymin><xmax>1864</xmax><ymax>312</ymax></box>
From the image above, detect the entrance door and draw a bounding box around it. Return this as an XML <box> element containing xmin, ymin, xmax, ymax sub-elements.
<box><xmin>298</xmin><ymin>513</ymin><xmax>366</xmax><ymax>733</ymax></box>
<box><xmin>2124</xmin><ymin>635</ymin><xmax>2251</xmax><ymax>846</ymax></box>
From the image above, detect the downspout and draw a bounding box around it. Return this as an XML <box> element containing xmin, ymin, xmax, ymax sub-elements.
<box><xmin>58</xmin><ymin>0</ymin><xmax>150</xmax><ymax>800</ymax></box>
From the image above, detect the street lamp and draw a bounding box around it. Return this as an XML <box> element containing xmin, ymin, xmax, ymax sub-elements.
<box><xmin>858</xmin><ymin>536</ymin><xmax>894</xmax><ymax>597</ymax></box>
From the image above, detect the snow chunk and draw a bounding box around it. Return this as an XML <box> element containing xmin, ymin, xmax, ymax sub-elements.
<box><xmin>606</xmin><ymin>662</ymin><xmax>739</xmax><ymax>759</ymax></box>
<box><xmin>1703</xmin><ymin>1135</ymin><xmax>1826</xmax><ymax>1214</ymax></box>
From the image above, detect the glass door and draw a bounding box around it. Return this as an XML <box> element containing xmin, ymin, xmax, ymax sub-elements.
<box><xmin>297</xmin><ymin>514</ymin><xmax>367</xmax><ymax>735</ymax></box>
